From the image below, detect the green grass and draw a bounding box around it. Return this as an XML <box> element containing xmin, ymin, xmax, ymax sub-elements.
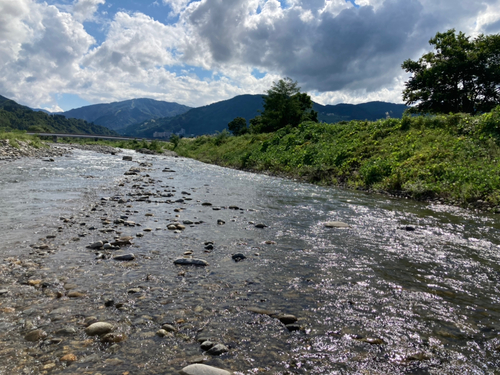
<box><xmin>0</xmin><ymin>130</ymin><xmax>45</xmax><ymax>148</ymax></box>
<box><xmin>174</xmin><ymin>108</ymin><xmax>500</xmax><ymax>210</ymax></box>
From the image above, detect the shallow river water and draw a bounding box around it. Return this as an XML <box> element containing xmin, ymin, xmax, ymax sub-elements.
<box><xmin>1</xmin><ymin>148</ymin><xmax>500</xmax><ymax>374</ymax></box>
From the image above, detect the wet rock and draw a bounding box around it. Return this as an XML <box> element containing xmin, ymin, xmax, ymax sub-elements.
<box><xmin>113</xmin><ymin>253</ymin><xmax>135</xmax><ymax>261</ymax></box>
<box><xmin>161</xmin><ymin>324</ymin><xmax>177</xmax><ymax>332</ymax></box>
<box><xmin>174</xmin><ymin>258</ymin><xmax>209</xmax><ymax>266</ymax></box>
<box><xmin>167</xmin><ymin>224</ymin><xmax>177</xmax><ymax>230</ymax></box>
<box><xmin>85</xmin><ymin>322</ymin><xmax>114</xmax><ymax>336</ymax></box>
<box><xmin>156</xmin><ymin>329</ymin><xmax>171</xmax><ymax>337</ymax></box>
<box><xmin>285</xmin><ymin>324</ymin><xmax>301</xmax><ymax>331</ymax></box>
<box><xmin>202</xmin><ymin>202</ymin><xmax>213</xmax><ymax>206</ymax></box>
<box><xmin>183</xmin><ymin>220</ymin><xmax>194</xmax><ymax>225</ymax></box>
<box><xmin>101</xmin><ymin>333</ymin><xmax>126</xmax><ymax>343</ymax></box>
<box><xmin>60</xmin><ymin>353</ymin><xmax>77</xmax><ymax>362</ymax></box>
<box><xmin>324</xmin><ymin>221</ymin><xmax>349</xmax><ymax>228</ymax></box>
<box><xmin>88</xmin><ymin>241</ymin><xmax>104</xmax><ymax>249</ymax></box>
<box><xmin>217</xmin><ymin>219</ymin><xmax>225</xmax><ymax>225</ymax></box>
<box><xmin>0</xmin><ymin>289</ymin><xmax>9</xmax><ymax>295</ymax></box>
<box><xmin>55</xmin><ymin>327</ymin><xmax>77</xmax><ymax>335</ymax></box>
<box><xmin>25</xmin><ymin>329</ymin><xmax>47</xmax><ymax>342</ymax></box>
<box><xmin>399</xmin><ymin>225</ymin><xmax>416</xmax><ymax>231</ymax></box>
<box><xmin>111</xmin><ymin>236</ymin><xmax>133</xmax><ymax>246</ymax></box>
<box><xmin>206</xmin><ymin>343</ymin><xmax>229</xmax><ymax>356</ymax></box>
<box><xmin>204</xmin><ymin>244</ymin><xmax>214</xmax><ymax>250</ymax></box>
<box><xmin>255</xmin><ymin>223</ymin><xmax>267</xmax><ymax>229</ymax></box>
<box><xmin>179</xmin><ymin>364</ymin><xmax>232</xmax><ymax>375</ymax></box>
<box><xmin>277</xmin><ymin>314</ymin><xmax>298</xmax><ymax>325</ymax></box>
<box><xmin>232</xmin><ymin>254</ymin><xmax>246</xmax><ymax>262</ymax></box>
<box><xmin>358</xmin><ymin>337</ymin><xmax>385</xmax><ymax>345</ymax></box>
<box><xmin>67</xmin><ymin>291</ymin><xmax>85</xmax><ymax>298</ymax></box>
<box><xmin>122</xmin><ymin>156</ymin><xmax>133</xmax><ymax>161</ymax></box>
<box><xmin>200</xmin><ymin>341</ymin><xmax>215</xmax><ymax>351</ymax></box>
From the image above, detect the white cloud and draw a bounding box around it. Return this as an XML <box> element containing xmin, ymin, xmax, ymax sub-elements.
<box><xmin>73</xmin><ymin>0</ymin><xmax>105</xmax><ymax>22</ymax></box>
<box><xmin>1</xmin><ymin>0</ymin><xmax>500</xmax><ymax>111</ymax></box>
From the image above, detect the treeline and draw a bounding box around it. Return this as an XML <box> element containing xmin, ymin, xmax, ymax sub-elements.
<box><xmin>0</xmin><ymin>96</ymin><xmax>118</xmax><ymax>136</ymax></box>
<box><xmin>173</xmin><ymin>108</ymin><xmax>500</xmax><ymax>211</ymax></box>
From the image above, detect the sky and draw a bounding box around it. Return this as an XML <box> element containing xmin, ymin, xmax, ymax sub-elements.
<box><xmin>1</xmin><ymin>0</ymin><xmax>500</xmax><ymax>112</ymax></box>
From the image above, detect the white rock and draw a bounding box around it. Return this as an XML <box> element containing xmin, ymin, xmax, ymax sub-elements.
<box><xmin>85</xmin><ymin>322</ymin><xmax>114</xmax><ymax>336</ymax></box>
<box><xmin>324</xmin><ymin>221</ymin><xmax>350</xmax><ymax>228</ymax></box>
<box><xmin>179</xmin><ymin>364</ymin><xmax>232</xmax><ymax>375</ymax></box>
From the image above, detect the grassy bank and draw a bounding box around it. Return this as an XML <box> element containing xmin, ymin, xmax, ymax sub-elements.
<box><xmin>174</xmin><ymin>109</ymin><xmax>500</xmax><ymax>211</ymax></box>
<box><xmin>0</xmin><ymin>130</ymin><xmax>46</xmax><ymax>148</ymax></box>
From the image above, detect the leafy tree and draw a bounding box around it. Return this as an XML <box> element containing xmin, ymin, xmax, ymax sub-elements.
<box><xmin>170</xmin><ymin>133</ymin><xmax>180</xmax><ymax>149</ymax></box>
<box><xmin>402</xmin><ymin>29</ymin><xmax>500</xmax><ymax>114</ymax></box>
<box><xmin>227</xmin><ymin>117</ymin><xmax>248</xmax><ymax>136</ymax></box>
<box><xmin>251</xmin><ymin>77</ymin><xmax>318</xmax><ymax>133</ymax></box>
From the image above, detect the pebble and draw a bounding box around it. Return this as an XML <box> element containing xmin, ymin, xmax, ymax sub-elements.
<box><xmin>113</xmin><ymin>253</ymin><xmax>135</xmax><ymax>261</ymax></box>
<box><xmin>174</xmin><ymin>258</ymin><xmax>209</xmax><ymax>266</ymax></box>
<box><xmin>179</xmin><ymin>364</ymin><xmax>232</xmax><ymax>375</ymax></box>
<box><xmin>207</xmin><ymin>343</ymin><xmax>229</xmax><ymax>355</ymax></box>
<box><xmin>85</xmin><ymin>322</ymin><xmax>114</xmax><ymax>336</ymax></box>
<box><xmin>161</xmin><ymin>324</ymin><xmax>177</xmax><ymax>332</ymax></box>
<box><xmin>277</xmin><ymin>314</ymin><xmax>298</xmax><ymax>325</ymax></box>
<box><xmin>60</xmin><ymin>353</ymin><xmax>77</xmax><ymax>362</ymax></box>
<box><xmin>25</xmin><ymin>329</ymin><xmax>47</xmax><ymax>342</ymax></box>
<box><xmin>101</xmin><ymin>333</ymin><xmax>126</xmax><ymax>343</ymax></box>
<box><xmin>324</xmin><ymin>221</ymin><xmax>349</xmax><ymax>228</ymax></box>
<box><xmin>217</xmin><ymin>219</ymin><xmax>225</xmax><ymax>225</ymax></box>
<box><xmin>88</xmin><ymin>241</ymin><xmax>104</xmax><ymax>249</ymax></box>
<box><xmin>232</xmin><ymin>254</ymin><xmax>246</xmax><ymax>262</ymax></box>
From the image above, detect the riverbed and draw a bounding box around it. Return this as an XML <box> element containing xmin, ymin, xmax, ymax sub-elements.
<box><xmin>0</xmin><ymin>148</ymin><xmax>499</xmax><ymax>374</ymax></box>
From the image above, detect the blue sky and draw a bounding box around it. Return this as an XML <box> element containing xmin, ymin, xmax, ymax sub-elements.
<box><xmin>1</xmin><ymin>0</ymin><xmax>499</xmax><ymax>111</ymax></box>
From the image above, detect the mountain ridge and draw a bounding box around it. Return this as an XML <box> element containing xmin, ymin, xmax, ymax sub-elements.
<box><xmin>0</xmin><ymin>95</ymin><xmax>119</xmax><ymax>136</ymax></box>
<box><xmin>62</xmin><ymin>98</ymin><xmax>192</xmax><ymax>131</ymax></box>
<box><xmin>121</xmin><ymin>95</ymin><xmax>408</xmax><ymax>138</ymax></box>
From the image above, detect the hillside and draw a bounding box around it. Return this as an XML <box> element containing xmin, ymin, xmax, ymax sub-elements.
<box><xmin>0</xmin><ymin>95</ymin><xmax>118</xmax><ymax>135</ymax></box>
<box><xmin>123</xmin><ymin>95</ymin><xmax>408</xmax><ymax>138</ymax></box>
<box><xmin>173</xmin><ymin>108</ymin><xmax>500</xmax><ymax>210</ymax></box>
<box><xmin>62</xmin><ymin>98</ymin><xmax>191</xmax><ymax>132</ymax></box>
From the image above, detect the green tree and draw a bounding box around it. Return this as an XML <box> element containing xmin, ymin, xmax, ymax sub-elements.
<box><xmin>252</xmin><ymin>77</ymin><xmax>318</xmax><ymax>133</ymax></box>
<box><xmin>227</xmin><ymin>117</ymin><xmax>248</xmax><ymax>136</ymax></box>
<box><xmin>402</xmin><ymin>29</ymin><xmax>500</xmax><ymax>114</ymax></box>
<box><xmin>170</xmin><ymin>134</ymin><xmax>180</xmax><ymax>149</ymax></box>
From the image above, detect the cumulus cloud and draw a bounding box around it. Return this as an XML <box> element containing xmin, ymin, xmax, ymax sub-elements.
<box><xmin>1</xmin><ymin>0</ymin><xmax>500</xmax><ymax>110</ymax></box>
<box><xmin>73</xmin><ymin>0</ymin><xmax>105</xmax><ymax>22</ymax></box>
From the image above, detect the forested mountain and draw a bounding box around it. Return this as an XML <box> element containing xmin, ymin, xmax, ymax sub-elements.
<box><xmin>0</xmin><ymin>95</ymin><xmax>118</xmax><ymax>135</ymax></box>
<box><xmin>62</xmin><ymin>98</ymin><xmax>191</xmax><ymax>131</ymax></box>
<box><xmin>314</xmin><ymin>101</ymin><xmax>408</xmax><ymax>123</ymax></box>
<box><xmin>122</xmin><ymin>94</ymin><xmax>265</xmax><ymax>137</ymax></box>
<box><xmin>122</xmin><ymin>95</ymin><xmax>408</xmax><ymax>138</ymax></box>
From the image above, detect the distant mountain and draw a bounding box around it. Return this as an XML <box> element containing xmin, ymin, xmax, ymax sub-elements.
<box><xmin>122</xmin><ymin>94</ymin><xmax>265</xmax><ymax>137</ymax></box>
<box><xmin>0</xmin><ymin>95</ymin><xmax>118</xmax><ymax>136</ymax></box>
<box><xmin>62</xmin><ymin>98</ymin><xmax>191</xmax><ymax>132</ymax></box>
<box><xmin>122</xmin><ymin>95</ymin><xmax>408</xmax><ymax>138</ymax></box>
<box><xmin>314</xmin><ymin>101</ymin><xmax>408</xmax><ymax>123</ymax></box>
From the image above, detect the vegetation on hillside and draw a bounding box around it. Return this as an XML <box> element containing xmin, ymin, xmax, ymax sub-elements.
<box><xmin>0</xmin><ymin>95</ymin><xmax>118</xmax><ymax>136</ymax></box>
<box><xmin>174</xmin><ymin>108</ymin><xmax>500</xmax><ymax>210</ymax></box>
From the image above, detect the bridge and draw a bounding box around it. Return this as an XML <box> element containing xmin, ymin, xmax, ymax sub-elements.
<box><xmin>26</xmin><ymin>132</ymin><xmax>149</xmax><ymax>142</ymax></box>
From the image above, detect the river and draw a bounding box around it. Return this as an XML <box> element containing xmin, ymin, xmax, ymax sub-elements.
<box><xmin>0</xmin><ymin>148</ymin><xmax>499</xmax><ymax>374</ymax></box>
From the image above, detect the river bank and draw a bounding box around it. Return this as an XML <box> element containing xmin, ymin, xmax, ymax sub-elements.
<box><xmin>173</xmin><ymin>111</ymin><xmax>500</xmax><ymax>214</ymax></box>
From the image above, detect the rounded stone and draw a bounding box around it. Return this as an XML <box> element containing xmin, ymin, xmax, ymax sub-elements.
<box><xmin>324</xmin><ymin>221</ymin><xmax>349</xmax><ymax>228</ymax></box>
<box><xmin>25</xmin><ymin>329</ymin><xmax>47</xmax><ymax>342</ymax></box>
<box><xmin>179</xmin><ymin>364</ymin><xmax>232</xmax><ymax>375</ymax></box>
<box><xmin>85</xmin><ymin>322</ymin><xmax>114</xmax><ymax>336</ymax></box>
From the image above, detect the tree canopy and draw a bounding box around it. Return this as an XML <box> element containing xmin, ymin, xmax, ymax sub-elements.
<box><xmin>402</xmin><ymin>29</ymin><xmax>500</xmax><ymax>114</ymax></box>
<box><xmin>250</xmin><ymin>77</ymin><xmax>318</xmax><ymax>133</ymax></box>
<box><xmin>227</xmin><ymin>117</ymin><xmax>248</xmax><ymax>136</ymax></box>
